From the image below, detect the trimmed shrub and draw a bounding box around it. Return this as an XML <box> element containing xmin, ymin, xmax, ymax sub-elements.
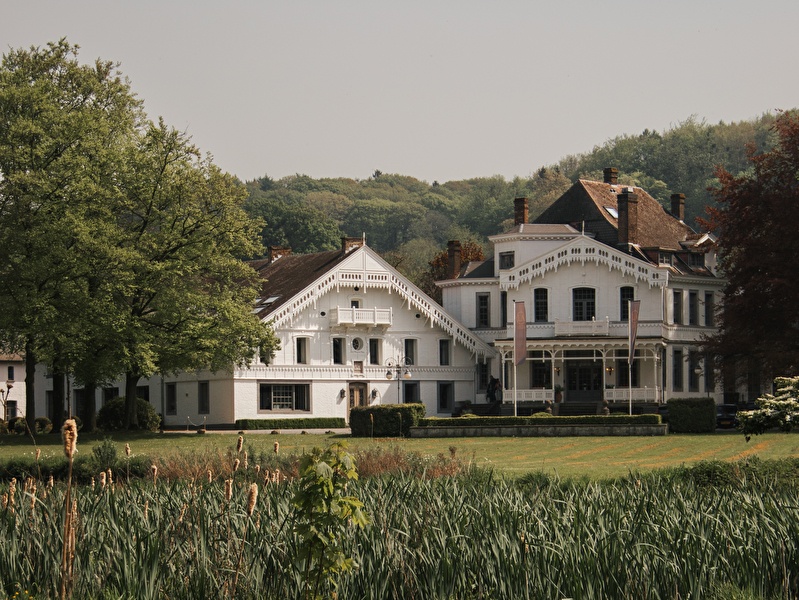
<box><xmin>667</xmin><ymin>397</ymin><xmax>716</xmax><ymax>433</ymax></box>
<box><xmin>235</xmin><ymin>417</ymin><xmax>346</xmax><ymax>430</ymax></box>
<box><xmin>418</xmin><ymin>414</ymin><xmax>662</xmax><ymax>427</ymax></box>
<box><xmin>350</xmin><ymin>403</ymin><xmax>426</xmax><ymax>437</ymax></box>
<box><xmin>34</xmin><ymin>416</ymin><xmax>52</xmax><ymax>434</ymax></box>
<box><xmin>97</xmin><ymin>397</ymin><xmax>161</xmax><ymax>432</ymax></box>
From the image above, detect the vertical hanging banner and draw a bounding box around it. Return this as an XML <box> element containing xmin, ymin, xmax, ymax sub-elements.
<box><xmin>514</xmin><ymin>301</ymin><xmax>526</xmax><ymax>366</ymax></box>
<box><xmin>628</xmin><ymin>300</ymin><xmax>641</xmax><ymax>363</ymax></box>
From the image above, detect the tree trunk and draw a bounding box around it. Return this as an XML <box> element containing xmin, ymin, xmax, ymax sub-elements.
<box><xmin>25</xmin><ymin>337</ymin><xmax>37</xmax><ymax>432</ymax></box>
<box><xmin>124</xmin><ymin>371</ymin><xmax>140</xmax><ymax>429</ymax></box>
<box><xmin>83</xmin><ymin>381</ymin><xmax>97</xmax><ymax>433</ymax></box>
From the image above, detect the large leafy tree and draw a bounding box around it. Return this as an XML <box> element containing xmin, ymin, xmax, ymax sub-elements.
<box><xmin>703</xmin><ymin>111</ymin><xmax>799</xmax><ymax>377</ymax></box>
<box><xmin>111</xmin><ymin>120</ymin><xmax>278</xmax><ymax>428</ymax></box>
<box><xmin>0</xmin><ymin>39</ymin><xmax>141</xmax><ymax>430</ymax></box>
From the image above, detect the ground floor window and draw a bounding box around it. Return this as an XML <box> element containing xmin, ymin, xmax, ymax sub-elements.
<box><xmin>403</xmin><ymin>381</ymin><xmax>420</xmax><ymax>404</ymax></box>
<box><xmin>259</xmin><ymin>383</ymin><xmax>310</xmax><ymax>412</ymax></box>
<box><xmin>529</xmin><ymin>361</ymin><xmax>552</xmax><ymax>388</ymax></box>
<box><xmin>198</xmin><ymin>381</ymin><xmax>210</xmax><ymax>415</ymax></box>
<box><xmin>166</xmin><ymin>383</ymin><xmax>177</xmax><ymax>415</ymax></box>
<box><xmin>438</xmin><ymin>381</ymin><xmax>454</xmax><ymax>412</ymax></box>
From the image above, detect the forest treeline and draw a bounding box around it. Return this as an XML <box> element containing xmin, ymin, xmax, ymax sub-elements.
<box><xmin>244</xmin><ymin>112</ymin><xmax>781</xmax><ymax>287</ymax></box>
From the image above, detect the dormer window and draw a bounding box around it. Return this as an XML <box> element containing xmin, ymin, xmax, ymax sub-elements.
<box><xmin>689</xmin><ymin>253</ymin><xmax>705</xmax><ymax>267</ymax></box>
<box><xmin>499</xmin><ymin>251</ymin><xmax>515</xmax><ymax>270</ymax></box>
<box><xmin>658</xmin><ymin>252</ymin><xmax>672</xmax><ymax>265</ymax></box>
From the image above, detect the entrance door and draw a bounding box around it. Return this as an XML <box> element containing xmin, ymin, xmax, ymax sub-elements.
<box><xmin>566</xmin><ymin>362</ymin><xmax>602</xmax><ymax>402</ymax></box>
<box><xmin>348</xmin><ymin>382</ymin><xmax>368</xmax><ymax>420</ymax></box>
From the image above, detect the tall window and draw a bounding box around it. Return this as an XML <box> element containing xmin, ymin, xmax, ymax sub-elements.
<box><xmin>476</xmin><ymin>293</ymin><xmax>490</xmax><ymax>327</ymax></box>
<box><xmin>166</xmin><ymin>383</ymin><xmax>177</xmax><ymax>416</ymax></box>
<box><xmin>404</xmin><ymin>339</ymin><xmax>417</xmax><ymax>365</ymax></box>
<box><xmin>477</xmin><ymin>362</ymin><xmax>490</xmax><ymax>391</ymax></box>
<box><xmin>439</xmin><ymin>339</ymin><xmax>451</xmax><ymax>366</ymax></box>
<box><xmin>673</xmin><ymin>349</ymin><xmax>684</xmax><ymax>391</ymax></box>
<box><xmin>617</xmin><ymin>352</ymin><xmax>639</xmax><ymax>387</ymax></box>
<box><xmin>499</xmin><ymin>251</ymin><xmax>515</xmax><ymax>270</ymax></box>
<box><xmin>534</xmin><ymin>288</ymin><xmax>548</xmax><ymax>322</ymax></box>
<box><xmin>403</xmin><ymin>381</ymin><xmax>420</xmax><ymax>404</ymax></box>
<box><xmin>688</xmin><ymin>351</ymin><xmax>700</xmax><ymax>392</ymax></box>
<box><xmin>572</xmin><ymin>288</ymin><xmax>596</xmax><ymax>321</ymax></box>
<box><xmin>103</xmin><ymin>387</ymin><xmax>119</xmax><ymax>403</ymax></box>
<box><xmin>198</xmin><ymin>381</ymin><xmax>210</xmax><ymax>414</ymax></box>
<box><xmin>500</xmin><ymin>291</ymin><xmax>508</xmax><ymax>327</ymax></box>
<box><xmin>296</xmin><ymin>337</ymin><xmax>308</xmax><ymax>364</ymax></box>
<box><xmin>7</xmin><ymin>366</ymin><xmax>13</xmax><ymax>381</ymax></box>
<box><xmin>259</xmin><ymin>383</ymin><xmax>310</xmax><ymax>411</ymax></box>
<box><xmin>332</xmin><ymin>338</ymin><xmax>344</xmax><ymax>365</ymax></box>
<box><xmin>688</xmin><ymin>291</ymin><xmax>699</xmax><ymax>326</ymax></box>
<box><xmin>673</xmin><ymin>290</ymin><xmax>683</xmax><ymax>325</ymax></box>
<box><xmin>368</xmin><ymin>338</ymin><xmax>380</xmax><ymax>365</ymax></box>
<box><xmin>620</xmin><ymin>287</ymin><xmax>635</xmax><ymax>321</ymax></box>
<box><xmin>530</xmin><ymin>361</ymin><xmax>551</xmax><ymax>388</ymax></box>
<box><xmin>704</xmin><ymin>292</ymin><xmax>715</xmax><ymax>326</ymax></box>
<box><xmin>437</xmin><ymin>381</ymin><xmax>454</xmax><ymax>412</ymax></box>
<box><xmin>136</xmin><ymin>385</ymin><xmax>150</xmax><ymax>401</ymax></box>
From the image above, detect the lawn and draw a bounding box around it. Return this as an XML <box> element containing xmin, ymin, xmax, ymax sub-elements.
<box><xmin>2</xmin><ymin>429</ymin><xmax>798</xmax><ymax>479</ymax></box>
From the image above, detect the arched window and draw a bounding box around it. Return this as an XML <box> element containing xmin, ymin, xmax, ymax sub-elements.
<box><xmin>572</xmin><ymin>288</ymin><xmax>596</xmax><ymax>321</ymax></box>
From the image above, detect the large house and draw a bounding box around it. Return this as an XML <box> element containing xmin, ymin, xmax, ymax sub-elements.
<box><xmin>33</xmin><ymin>238</ymin><xmax>495</xmax><ymax>427</ymax></box>
<box><xmin>438</xmin><ymin>168</ymin><xmax>725</xmax><ymax>407</ymax></box>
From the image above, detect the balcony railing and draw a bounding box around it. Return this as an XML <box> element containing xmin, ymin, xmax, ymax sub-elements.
<box><xmin>330</xmin><ymin>307</ymin><xmax>392</xmax><ymax>327</ymax></box>
<box><xmin>554</xmin><ymin>317</ymin><xmax>609</xmax><ymax>336</ymax></box>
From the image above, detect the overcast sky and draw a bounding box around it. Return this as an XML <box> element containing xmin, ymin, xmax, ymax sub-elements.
<box><xmin>3</xmin><ymin>1</ymin><xmax>798</xmax><ymax>184</ymax></box>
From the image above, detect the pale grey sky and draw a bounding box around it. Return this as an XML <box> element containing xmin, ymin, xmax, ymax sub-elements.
<box><xmin>3</xmin><ymin>1</ymin><xmax>798</xmax><ymax>184</ymax></box>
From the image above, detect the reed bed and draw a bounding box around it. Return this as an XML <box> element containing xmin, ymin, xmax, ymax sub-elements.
<box><xmin>0</xmin><ymin>462</ymin><xmax>797</xmax><ymax>599</ymax></box>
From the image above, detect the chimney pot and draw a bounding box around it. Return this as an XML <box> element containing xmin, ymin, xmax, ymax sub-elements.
<box><xmin>670</xmin><ymin>193</ymin><xmax>686</xmax><ymax>221</ymax></box>
<box><xmin>513</xmin><ymin>197</ymin><xmax>529</xmax><ymax>226</ymax></box>
<box><xmin>603</xmin><ymin>167</ymin><xmax>619</xmax><ymax>184</ymax></box>
<box><xmin>447</xmin><ymin>240</ymin><xmax>462</xmax><ymax>279</ymax></box>
<box><xmin>617</xmin><ymin>189</ymin><xmax>639</xmax><ymax>248</ymax></box>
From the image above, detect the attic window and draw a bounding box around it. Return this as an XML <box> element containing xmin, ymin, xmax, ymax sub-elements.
<box><xmin>259</xmin><ymin>296</ymin><xmax>280</xmax><ymax>307</ymax></box>
<box><xmin>499</xmin><ymin>251</ymin><xmax>515</xmax><ymax>270</ymax></box>
<box><xmin>604</xmin><ymin>206</ymin><xmax>618</xmax><ymax>219</ymax></box>
<box><xmin>689</xmin><ymin>253</ymin><xmax>705</xmax><ymax>267</ymax></box>
<box><xmin>658</xmin><ymin>252</ymin><xmax>672</xmax><ymax>265</ymax></box>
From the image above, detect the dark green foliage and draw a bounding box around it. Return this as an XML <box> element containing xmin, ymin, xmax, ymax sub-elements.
<box><xmin>91</xmin><ymin>437</ymin><xmax>118</xmax><ymax>471</ymax></box>
<box><xmin>419</xmin><ymin>414</ymin><xmax>662</xmax><ymax>427</ymax></box>
<box><xmin>350</xmin><ymin>404</ymin><xmax>426</xmax><ymax>437</ymax></box>
<box><xmin>33</xmin><ymin>417</ymin><xmax>52</xmax><ymax>434</ymax></box>
<box><xmin>235</xmin><ymin>417</ymin><xmax>346</xmax><ymax>430</ymax></box>
<box><xmin>667</xmin><ymin>397</ymin><xmax>716</xmax><ymax>433</ymax></box>
<box><xmin>97</xmin><ymin>398</ymin><xmax>161</xmax><ymax>432</ymax></box>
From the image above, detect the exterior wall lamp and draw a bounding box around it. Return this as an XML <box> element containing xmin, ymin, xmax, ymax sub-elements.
<box><xmin>385</xmin><ymin>357</ymin><xmax>412</xmax><ymax>401</ymax></box>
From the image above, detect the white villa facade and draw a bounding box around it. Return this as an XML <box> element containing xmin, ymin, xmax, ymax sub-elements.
<box><xmin>32</xmin><ymin>238</ymin><xmax>495</xmax><ymax>427</ymax></box>
<box><xmin>438</xmin><ymin>168</ymin><xmax>725</xmax><ymax>407</ymax></box>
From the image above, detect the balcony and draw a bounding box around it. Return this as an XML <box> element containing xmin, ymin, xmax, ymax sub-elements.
<box><xmin>554</xmin><ymin>317</ymin><xmax>609</xmax><ymax>337</ymax></box>
<box><xmin>330</xmin><ymin>306</ymin><xmax>393</xmax><ymax>327</ymax></box>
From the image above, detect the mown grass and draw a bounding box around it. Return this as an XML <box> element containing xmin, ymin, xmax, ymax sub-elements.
<box><xmin>1</xmin><ymin>429</ymin><xmax>798</xmax><ymax>480</ymax></box>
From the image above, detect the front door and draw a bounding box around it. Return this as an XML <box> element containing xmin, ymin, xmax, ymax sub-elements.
<box><xmin>348</xmin><ymin>382</ymin><xmax>368</xmax><ymax>419</ymax></box>
<box><xmin>566</xmin><ymin>362</ymin><xmax>602</xmax><ymax>402</ymax></box>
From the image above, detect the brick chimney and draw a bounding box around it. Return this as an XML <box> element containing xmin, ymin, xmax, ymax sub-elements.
<box><xmin>617</xmin><ymin>187</ymin><xmax>639</xmax><ymax>247</ymax></box>
<box><xmin>603</xmin><ymin>167</ymin><xmax>619</xmax><ymax>184</ymax></box>
<box><xmin>447</xmin><ymin>240</ymin><xmax>462</xmax><ymax>279</ymax></box>
<box><xmin>268</xmin><ymin>246</ymin><xmax>291</xmax><ymax>262</ymax></box>
<box><xmin>670</xmin><ymin>193</ymin><xmax>685</xmax><ymax>221</ymax></box>
<box><xmin>341</xmin><ymin>236</ymin><xmax>364</xmax><ymax>253</ymax></box>
<box><xmin>514</xmin><ymin>197</ymin><xmax>528</xmax><ymax>225</ymax></box>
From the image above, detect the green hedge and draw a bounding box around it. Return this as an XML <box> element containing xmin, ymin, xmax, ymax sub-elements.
<box><xmin>235</xmin><ymin>417</ymin><xmax>346</xmax><ymax>430</ymax></box>
<box><xmin>667</xmin><ymin>397</ymin><xmax>716</xmax><ymax>433</ymax></box>
<box><xmin>97</xmin><ymin>398</ymin><xmax>161</xmax><ymax>432</ymax></box>
<box><xmin>350</xmin><ymin>404</ymin><xmax>426</xmax><ymax>437</ymax></box>
<box><xmin>419</xmin><ymin>414</ymin><xmax>662</xmax><ymax>427</ymax></box>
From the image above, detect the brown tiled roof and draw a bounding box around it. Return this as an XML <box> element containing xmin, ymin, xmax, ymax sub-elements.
<box><xmin>534</xmin><ymin>179</ymin><xmax>696</xmax><ymax>251</ymax></box>
<box><xmin>249</xmin><ymin>249</ymin><xmax>353</xmax><ymax>319</ymax></box>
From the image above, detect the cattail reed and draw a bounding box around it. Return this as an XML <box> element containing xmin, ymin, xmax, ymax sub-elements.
<box><xmin>144</xmin><ymin>500</ymin><xmax>149</xmax><ymax>521</ymax></box>
<box><xmin>254</xmin><ymin>464</ymin><xmax>260</xmax><ymax>476</ymax></box>
<box><xmin>247</xmin><ymin>483</ymin><xmax>258</xmax><ymax>516</ymax></box>
<box><xmin>273</xmin><ymin>441</ymin><xmax>279</xmax><ymax>454</ymax></box>
<box><xmin>208</xmin><ymin>469</ymin><xmax>213</xmax><ymax>483</ymax></box>
<box><xmin>125</xmin><ymin>443</ymin><xmax>131</xmax><ymax>458</ymax></box>
<box><xmin>36</xmin><ymin>448</ymin><xmax>41</xmax><ymax>461</ymax></box>
<box><xmin>60</xmin><ymin>420</ymin><xmax>78</xmax><ymax>600</ymax></box>
<box><xmin>233</xmin><ymin>458</ymin><xmax>240</xmax><ymax>472</ymax></box>
<box><xmin>151</xmin><ymin>464</ymin><xmax>158</xmax><ymax>485</ymax></box>
<box><xmin>224</xmin><ymin>479</ymin><xmax>233</xmax><ymax>502</ymax></box>
<box><xmin>243</xmin><ymin>451</ymin><xmax>248</xmax><ymax>470</ymax></box>
<box><xmin>106</xmin><ymin>469</ymin><xmax>113</xmax><ymax>486</ymax></box>
<box><xmin>62</xmin><ymin>419</ymin><xmax>77</xmax><ymax>459</ymax></box>
<box><xmin>99</xmin><ymin>472</ymin><xmax>106</xmax><ymax>489</ymax></box>
<box><xmin>48</xmin><ymin>475</ymin><xmax>54</xmax><ymax>489</ymax></box>
<box><xmin>236</xmin><ymin>435</ymin><xmax>243</xmax><ymax>454</ymax></box>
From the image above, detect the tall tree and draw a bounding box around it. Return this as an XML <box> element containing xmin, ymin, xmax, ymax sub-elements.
<box><xmin>702</xmin><ymin>111</ymin><xmax>799</xmax><ymax>377</ymax></box>
<box><xmin>0</xmin><ymin>39</ymin><xmax>141</xmax><ymax>430</ymax></box>
<box><xmin>111</xmin><ymin>120</ymin><xmax>279</xmax><ymax>428</ymax></box>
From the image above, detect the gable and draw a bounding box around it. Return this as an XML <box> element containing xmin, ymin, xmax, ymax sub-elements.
<box><xmin>256</xmin><ymin>245</ymin><xmax>495</xmax><ymax>359</ymax></box>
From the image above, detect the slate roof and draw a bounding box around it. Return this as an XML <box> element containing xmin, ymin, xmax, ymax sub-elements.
<box><xmin>249</xmin><ymin>249</ymin><xmax>353</xmax><ymax>319</ymax></box>
<box><xmin>534</xmin><ymin>179</ymin><xmax>696</xmax><ymax>251</ymax></box>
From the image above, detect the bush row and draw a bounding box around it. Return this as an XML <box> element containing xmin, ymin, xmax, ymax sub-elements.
<box><xmin>350</xmin><ymin>404</ymin><xmax>426</xmax><ymax>437</ymax></box>
<box><xmin>235</xmin><ymin>417</ymin><xmax>347</xmax><ymax>430</ymax></box>
<box><xmin>419</xmin><ymin>414</ymin><xmax>662</xmax><ymax>427</ymax></box>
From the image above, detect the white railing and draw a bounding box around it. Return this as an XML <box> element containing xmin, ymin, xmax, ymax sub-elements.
<box><xmin>554</xmin><ymin>317</ymin><xmax>610</xmax><ymax>336</ymax></box>
<box><xmin>604</xmin><ymin>387</ymin><xmax>659</xmax><ymax>402</ymax></box>
<box><xmin>330</xmin><ymin>307</ymin><xmax>393</xmax><ymax>326</ymax></box>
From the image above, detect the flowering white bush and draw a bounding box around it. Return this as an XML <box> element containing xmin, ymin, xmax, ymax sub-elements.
<box><xmin>739</xmin><ymin>376</ymin><xmax>799</xmax><ymax>440</ymax></box>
